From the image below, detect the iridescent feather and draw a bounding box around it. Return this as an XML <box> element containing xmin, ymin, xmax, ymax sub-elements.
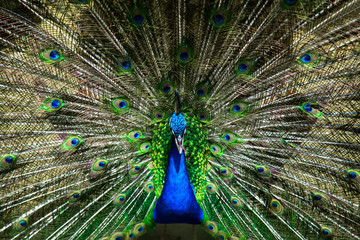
<box><xmin>0</xmin><ymin>0</ymin><xmax>359</xmax><ymax>239</ymax></box>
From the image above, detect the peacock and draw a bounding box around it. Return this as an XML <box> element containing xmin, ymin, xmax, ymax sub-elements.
<box><xmin>0</xmin><ymin>0</ymin><xmax>359</xmax><ymax>239</ymax></box>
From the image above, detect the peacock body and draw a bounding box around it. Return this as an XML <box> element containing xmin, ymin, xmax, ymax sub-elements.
<box><xmin>0</xmin><ymin>0</ymin><xmax>360</xmax><ymax>239</ymax></box>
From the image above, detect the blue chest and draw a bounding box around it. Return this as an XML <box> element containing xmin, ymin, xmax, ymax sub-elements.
<box><xmin>153</xmin><ymin>141</ymin><xmax>203</xmax><ymax>224</ymax></box>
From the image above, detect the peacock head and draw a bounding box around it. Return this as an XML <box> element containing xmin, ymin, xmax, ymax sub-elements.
<box><xmin>170</xmin><ymin>91</ymin><xmax>186</xmax><ymax>154</ymax></box>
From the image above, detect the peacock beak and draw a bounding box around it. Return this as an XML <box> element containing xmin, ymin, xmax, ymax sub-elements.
<box><xmin>170</xmin><ymin>126</ymin><xmax>186</xmax><ymax>155</ymax></box>
<box><xmin>174</xmin><ymin>135</ymin><xmax>184</xmax><ymax>154</ymax></box>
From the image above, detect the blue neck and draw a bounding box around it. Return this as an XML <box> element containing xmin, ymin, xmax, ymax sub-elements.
<box><xmin>153</xmin><ymin>141</ymin><xmax>203</xmax><ymax>224</ymax></box>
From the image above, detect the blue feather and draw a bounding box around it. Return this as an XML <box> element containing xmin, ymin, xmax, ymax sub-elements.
<box><xmin>153</xmin><ymin>142</ymin><xmax>203</xmax><ymax>224</ymax></box>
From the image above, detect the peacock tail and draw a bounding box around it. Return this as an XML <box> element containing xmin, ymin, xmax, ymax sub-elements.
<box><xmin>0</xmin><ymin>0</ymin><xmax>359</xmax><ymax>239</ymax></box>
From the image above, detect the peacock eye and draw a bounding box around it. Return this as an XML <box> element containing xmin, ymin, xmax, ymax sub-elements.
<box><xmin>220</xmin><ymin>167</ymin><xmax>231</xmax><ymax>177</ymax></box>
<box><xmin>15</xmin><ymin>218</ymin><xmax>29</xmax><ymax>230</ymax></box>
<box><xmin>139</xmin><ymin>142</ymin><xmax>151</xmax><ymax>153</ymax></box>
<box><xmin>51</xmin><ymin>99</ymin><xmax>60</xmax><ymax>108</ymax></box>
<box><xmin>62</xmin><ymin>136</ymin><xmax>82</xmax><ymax>150</ymax></box>
<box><xmin>303</xmin><ymin>103</ymin><xmax>313</xmax><ymax>113</ymax></box>
<box><xmin>133</xmin><ymin>14</ymin><xmax>144</xmax><ymax>24</ymax></box>
<box><xmin>196</xmin><ymin>111</ymin><xmax>210</xmax><ymax>122</ymax></box>
<box><xmin>238</xmin><ymin>63</ymin><xmax>248</xmax><ymax>72</ymax></box>
<box><xmin>1</xmin><ymin>154</ymin><xmax>16</xmax><ymax>168</ymax></box>
<box><xmin>348</xmin><ymin>171</ymin><xmax>357</xmax><ymax>178</ymax></box>
<box><xmin>5</xmin><ymin>156</ymin><xmax>13</xmax><ymax>164</ymax></box>
<box><xmin>195</xmin><ymin>84</ymin><xmax>209</xmax><ymax>98</ymax></box>
<box><xmin>255</xmin><ymin>165</ymin><xmax>270</xmax><ymax>177</ymax></box>
<box><xmin>91</xmin><ymin>159</ymin><xmax>108</xmax><ymax>172</ymax></box>
<box><xmin>141</xmin><ymin>142</ymin><xmax>150</xmax><ymax>151</ymax></box>
<box><xmin>213</xmin><ymin>14</ymin><xmax>224</xmax><ymax>24</ymax></box>
<box><xmin>127</xmin><ymin>130</ymin><xmax>143</xmax><ymax>142</ymax></box>
<box><xmin>131</xmin><ymin>8</ymin><xmax>146</xmax><ymax>26</ymax></box>
<box><xmin>42</xmin><ymin>97</ymin><xmax>64</xmax><ymax>112</ymax></box>
<box><xmin>300</xmin><ymin>101</ymin><xmax>322</xmax><ymax>117</ymax></box>
<box><xmin>116</xmin><ymin>58</ymin><xmax>133</xmax><ymax>73</ymax></box>
<box><xmin>235</xmin><ymin>59</ymin><xmax>254</xmax><ymax>75</ymax></box>
<box><xmin>196</xmin><ymin>88</ymin><xmax>204</xmax><ymax>97</ymax></box>
<box><xmin>233</xmin><ymin>104</ymin><xmax>241</xmax><ymax>112</ymax></box>
<box><xmin>231</xmin><ymin>197</ymin><xmax>241</xmax><ymax>207</ymax></box>
<box><xmin>68</xmin><ymin>190</ymin><xmax>81</xmax><ymax>202</ymax></box>
<box><xmin>210</xmin><ymin>144</ymin><xmax>223</xmax><ymax>157</ymax></box>
<box><xmin>347</xmin><ymin>169</ymin><xmax>360</xmax><ymax>182</ymax></box>
<box><xmin>270</xmin><ymin>199</ymin><xmax>284</xmax><ymax>214</ymax></box>
<box><xmin>130</xmin><ymin>164</ymin><xmax>142</xmax><ymax>175</ymax></box>
<box><xmin>152</xmin><ymin>110</ymin><xmax>166</xmax><ymax>122</ymax></box>
<box><xmin>159</xmin><ymin>80</ymin><xmax>174</xmax><ymax>95</ymax></box>
<box><xmin>313</xmin><ymin>192</ymin><xmax>328</xmax><ymax>206</ymax></box>
<box><xmin>39</xmin><ymin>48</ymin><xmax>63</xmax><ymax>63</ymax></box>
<box><xmin>133</xmin><ymin>223</ymin><xmax>147</xmax><ymax>236</ymax></box>
<box><xmin>217</xmin><ymin>231</ymin><xmax>228</xmax><ymax>240</ymax></box>
<box><xmin>144</xmin><ymin>182</ymin><xmax>154</xmax><ymax>192</ymax></box>
<box><xmin>224</xmin><ymin>134</ymin><xmax>230</xmax><ymax>141</ymax></box>
<box><xmin>176</xmin><ymin>44</ymin><xmax>193</xmax><ymax>64</ymax></box>
<box><xmin>111</xmin><ymin>232</ymin><xmax>125</xmax><ymax>240</ymax></box>
<box><xmin>218</xmin><ymin>234</ymin><xmax>224</xmax><ymax>240</ymax></box>
<box><xmin>111</xmin><ymin>97</ymin><xmax>130</xmax><ymax>114</ymax></box>
<box><xmin>179</xmin><ymin>51</ymin><xmax>189</xmax><ymax>61</ymax></box>
<box><xmin>315</xmin><ymin>195</ymin><xmax>322</xmax><ymax>201</ymax></box>
<box><xmin>114</xmin><ymin>194</ymin><xmax>127</xmax><ymax>206</ymax></box>
<box><xmin>211</xmin><ymin>9</ymin><xmax>229</xmax><ymax>27</ymax></box>
<box><xmin>163</xmin><ymin>86</ymin><xmax>170</xmax><ymax>93</ymax></box>
<box><xmin>147</xmin><ymin>161</ymin><xmax>154</xmax><ymax>170</ymax></box>
<box><xmin>221</xmin><ymin>132</ymin><xmax>237</xmax><ymax>144</ymax></box>
<box><xmin>214</xmin><ymin>14</ymin><xmax>224</xmax><ymax>24</ymax></box>
<box><xmin>70</xmin><ymin>137</ymin><xmax>80</xmax><ymax>146</ymax></box>
<box><xmin>230</xmin><ymin>102</ymin><xmax>248</xmax><ymax>116</ymax></box>
<box><xmin>300</xmin><ymin>54</ymin><xmax>312</xmax><ymax>63</ymax></box>
<box><xmin>204</xmin><ymin>221</ymin><xmax>218</xmax><ymax>235</ymax></box>
<box><xmin>71</xmin><ymin>139</ymin><xmax>78</xmax><ymax>146</ymax></box>
<box><xmin>298</xmin><ymin>52</ymin><xmax>319</xmax><ymax>66</ymax></box>
<box><xmin>119</xmin><ymin>101</ymin><xmax>126</xmax><ymax>108</ymax></box>
<box><xmin>320</xmin><ymin>226</ymin><xmax>332</xmax><ymax>237</ymax></box>
<box><xmin>121</xmin><ymin>60</ymin><xmax>131</xmax><ymax>69</ymax></box>
<box><xmin>205</xmin><ymin>183</ymin><xmax>217</xmax><ymax>194</ymax></box>
<box><xmin>50</xmin><ymin>50</ymin><xmax>59</xmax><ymax>60</ymax></box>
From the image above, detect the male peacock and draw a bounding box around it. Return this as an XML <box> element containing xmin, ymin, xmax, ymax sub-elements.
<box><xmin>0</xmin><ymin>0</ymin><xmax>360</xmax><ymax>239</ymax></box>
